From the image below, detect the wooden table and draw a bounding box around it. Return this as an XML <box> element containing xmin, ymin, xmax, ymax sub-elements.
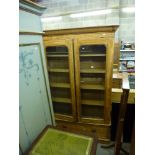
<box><xmin>112</xmin><ymin>72</ymin><xmax>135</xmax><ymax>104</ymax></box>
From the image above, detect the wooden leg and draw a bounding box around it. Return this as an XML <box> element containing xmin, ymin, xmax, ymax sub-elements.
<box><xmin>114</xmin><ymin>89</ymin><xmax>129</xmax><ymax>155</ymax></box>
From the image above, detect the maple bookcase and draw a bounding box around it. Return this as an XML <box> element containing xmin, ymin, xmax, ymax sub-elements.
<box><xmin>43</xmin><ymin>26</ymin><xmax>118</xmax><ymax>142</ymax></box>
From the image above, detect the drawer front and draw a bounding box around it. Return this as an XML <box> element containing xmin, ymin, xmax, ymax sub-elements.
<box><xmin>56</xmin><ymin>121</ymin><xmax>110</xmax><ymax>142</ymax></box>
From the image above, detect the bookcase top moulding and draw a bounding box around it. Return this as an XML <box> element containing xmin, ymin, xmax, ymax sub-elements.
<box><xmin>43</xmin><ymin>25</ymin><xmax>119</xmax><ymax>36</ymax></box>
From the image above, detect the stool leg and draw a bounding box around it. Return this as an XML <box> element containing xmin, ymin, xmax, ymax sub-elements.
<box><xmin>114</xmin><ymin>89</ymin><xmax>129</xmax><ymax>155</ymax></box>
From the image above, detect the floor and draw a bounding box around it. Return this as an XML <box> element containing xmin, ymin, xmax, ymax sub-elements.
<box><xmin>96</xmin><ymin>143</ymin><xmax>130</xmax><ymax>155</ymax></box>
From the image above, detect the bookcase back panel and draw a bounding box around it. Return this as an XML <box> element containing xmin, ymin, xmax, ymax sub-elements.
<box><xmin>80</xmin><ymin>58</ymin><xmax>106</xmax><ymax>70</ymax></box>
<box><xmin>81</xmin><ymin>105</ymin><xmax>104</xmax><ymax>119</ymax></box>
<box><xmin>53</xmin><ymin>102</ymin><xmax>72</xmax><ymax>115</ymax></box>
<box><xmin>51</xmin><ymin>88</ymin><xmax>71</xmax><ymax>98</ymax></box>
<box><xmin>46</xmin><ymin>46</ymin><xmax>68</xmax><ymax>55</ymax></box>
<box><xmin>47</xmin><ymin>57</ymin><xmax>69</xmax><ymax>69</ymax></box>
<box><xmin>80</xmin><ymin>45</ymin><xmax>106</xmax><ymax>55</ymax></box>
<box><xmin>80</xmin><ymin>73</ymin><xmax>105</xmax><ymax>85</ymax></box>
<box><xmin>80</xmin><ymin>44</ymin><xmax>106</xmax><ymax>70</ymax></box>
<box><xmin>81</xmin><ymin>89</ymin><xmax>105</xmax><ymax>100</ymax></box>
<box><xmin>49</xmin><ymin>72</ymin><xmax>70</xmax><ymax>83</ymax></box>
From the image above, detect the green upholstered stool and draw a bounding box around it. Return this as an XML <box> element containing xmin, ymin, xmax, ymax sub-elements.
<box><xmin>26</xmin><ymin>126</ymin><xmax>97</xmax><ymax>155</ymax></box>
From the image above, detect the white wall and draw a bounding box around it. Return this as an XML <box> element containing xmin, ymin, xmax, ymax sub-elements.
<box><xmin>37</xmin><ymin>0</ymin><xmax>135</xmax><ymax>42</ymax></box>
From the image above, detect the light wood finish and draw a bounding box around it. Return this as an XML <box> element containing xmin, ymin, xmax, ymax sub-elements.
<box><xmin>48</xmin><ymin>68</ymin><xmax>69</xmax><ymax>73</ymax></box>
<box><xmin>50</xmin><ymin>82</ymin><xmax>70</xmax><ymax>88</ymax></box>
<box><xmin>47</xmin><ymin>54</ymin><xmax>68</xmax><ymax>57</ymax></box>
<box><xmin>80</xmin><ymin>54</ymin><xmax>106</xmax><ymax>57</ymax></box>
<box><xmin>44</xmin><ymin>26</ymin><xmax>118</xmax><ymax>142</ymax></box>
<box><xmin>55</xmin><ymin>113</ymin><xmax>73</xmax><ymax>122</ymax></box>
<box><xmin>52</xmin><ymin>97</ymin><xmax>71</xmax><ymax>103</ymax></box>
<box><xmin>44</xmin><ymin>25</ymin><xmax>119</xmax><ymax>36</ymax></box>
<box><xmin>104</xmin><ymin>38</ymin><xmax>114</xmax><ymax>124</ymax></box>
<box><xmin>113</xmin><ymin>42</ymin><xmax>120</xmax><ymax>68</ymax></box>
<box><xmin>80</xmin><ymin>117</ymin><xmax>104</xmax><ymax>125</ymax></box>
<box><xmin>80</xmin><ymin>69</ymin><xmax>106</xmax><ymax>73</ymax></box>
<box><xmin>112</xmin><ymin>89</ymin><xmax>135</xmax><ymax>103</ymax></box>
<box><xmin>56</xmin><ymin>120</ymin><xmax>111</xmax><ymax>142</ymax></box>
<box><xmin>44</xmin><ymin>32</ymin><xmax>114</xmax><ymax>42</ymax></box>
<box><xmin>44</xmin><ymin>39</ymin><xmax>76</xmax><ymax>122</ymax></box>
<box><xmin>74</xmin><ymin>38</ymin><xmax>110</xmax><ymax>124</ymax></box>
<box><xmin>81</xmin><ymin>100</ymin><xmax>104</xmax><ymax>106</ymax></box>
<box><xmin>81</xmin><ymin>84</ymin><xmax>105</xmax><ymax>90</ymax></box>
<box><xmin>112</xmin><ymin>72</ymin><xmax>135</xmax><ymax>104</ymax></box>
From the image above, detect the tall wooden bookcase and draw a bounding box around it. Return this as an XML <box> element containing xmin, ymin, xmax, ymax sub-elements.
<box><xmin>43</xmin><ymin>26</ymin><xmax>118</xmax><ymax>142</ymax></box>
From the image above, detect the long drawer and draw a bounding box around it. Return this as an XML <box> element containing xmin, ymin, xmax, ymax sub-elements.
<box><xmin>55</xmin><ymin>121</ymin><xmax>111</xmax><ymax>143</ymax></box>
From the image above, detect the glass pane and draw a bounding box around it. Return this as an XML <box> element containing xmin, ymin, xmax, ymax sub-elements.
<box><xmin>46</xmin><ymin>46</ymin><xmax>68</xmax><ymax>55</ymax></box>
<box><xmin>80</xmin><ymin>45</ymin><xmax>106</xmax><ymax>55</ymax></box>
<box><xmin>46</xmin><ymin>45</ymin><xmax>72</xmax><ymax>117</ymax></box>
<box><xmin>81</xmin><ymin>89</ymin><xmax>105</xmax><ymax>101</ymax></box>
<box><xmin>46</xmin><ymin>46</ymin><xmax>69</xmax><ymax>70</ymax></box>
<box><xmin>80</xmin><ymin>45</ymin><xmax>106</xmax><ymax>70</ymax></box>
<box><xmin>51</xmin><ymin>88</ymin><xmax>71</xmax><ymax>98</ymax></box>
<box><xmin>53</xmin><ymin>102</ymin><xmax>72</xmax><ymax>115</ymax></box>
<box><xmin>49</xmin><ymin>72</ymin><xmax>70</xmax><ymax>83</ymax></box>
<box><xmin>81</xmin><ymin>73</ymin><xmax>105</xmax><ymax>85</ymax></box>
<box><xmin>47</xmin><ymin>57</ymin><xmax>69</xmax><ymax>69</ymax></box>
<box><xmin>80</xmin><ymin>57</ymin><xmax>106</xmax><ymax>70</ymax></box>
<box><xmin>81</xmin><ymin>105</ymin><xmax>104</xmax><ymax>118</ymax></box>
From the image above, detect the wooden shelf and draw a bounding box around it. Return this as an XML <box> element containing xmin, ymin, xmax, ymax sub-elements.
<box><xmin>80</xmin><ymin>69</ymin><xmax>106</xmax><ymax>73</ymax></box>
<box><xmin>55</xmin><ymin>113</ymin><xmax>73</xmax><ymax>121</ymax></box>
<box><xmin>52</xmin><ymin>97</ymin><xmax>71</xmax><ymax>103</ymax></box>
<box><xmin>80</xmin><ymin>54</ymin><xmax>106</xmax><ymax>57</ymax></box>
<box><xmin>48</xmin><ymin>68</ymin><xmax>69</xmax><ymax>73</ymax></box>
<box><xmin>50</xmin><ymin>82</ymin><xmax>70</xmax><ymax>88</ymax></box>
<box><xmin>47</xmin><ymin>54</ymin><xmax>68</xmax><ymax>57</ymax></box>
<box><xmin>80</xmin><ymin>84</ymin><xmax>104</xmax><ymax>90</ymax></box>
<box><xmin>81</xmin><ymin>99</ymin><xmax>104</xmax><ymax>106</ymax></box>
<box><xmin>47</xmin><ymin>52</ymin><xmax>68</xmax><ymax>54</ymax></box>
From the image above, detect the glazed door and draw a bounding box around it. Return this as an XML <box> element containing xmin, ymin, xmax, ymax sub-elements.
<box><xmin>44</xmin><ymin>39</ymin><xmax>76</xmax><ymax>122</ymax></box>
<box><xmin>74</xmin><ymin>38</ymin><xmax>114</xmax><ymax>124</ymax></box>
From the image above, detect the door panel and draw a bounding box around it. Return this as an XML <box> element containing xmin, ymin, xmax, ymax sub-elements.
<box><xmin>44</xmin><ymin>39</ymin><xmax>76</xmax><ymax>122</ymax></box>
<box><xmin>74</xmin><ymin>38</ymin><xmax>114</xmax><ymax>124</ymax></box>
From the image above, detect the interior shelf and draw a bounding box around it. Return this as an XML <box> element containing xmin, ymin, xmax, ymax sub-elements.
<box><xmin>50</xmin><ymin>82</ymin><xmax>70</xmax><ymax>88</ymax></box>
<box><xmin>48</xmin><ymin>69</ymin><xmax>69</xmax><ymax>73</ymax></box>
<box><xmin>47</xmin><ymin>54</ymin><xmax>68</xmax><ymax>57</ymax></box>
<box><xmin>80</xmin><ymin>54</ymin><xmax>106</xmax><ymax>57</ymax></box>
<box><xmin>52</xmin><ymin>97</ymin><xmax>71</xmax><ymax>103</ymax></box>
<box><xmin>80</xmin><ymin>69</ymin><xmax>106</xmax><ymax>73</ymax></box>
<box><xmin>81</xmin><ymin>99</ymin><xmax>104</xmax><ymax>106</ymax></box>
<box><xmin>80</xmin><ymin>84</ymin><xmax>104</xmax><ymax>90</ymax></box>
